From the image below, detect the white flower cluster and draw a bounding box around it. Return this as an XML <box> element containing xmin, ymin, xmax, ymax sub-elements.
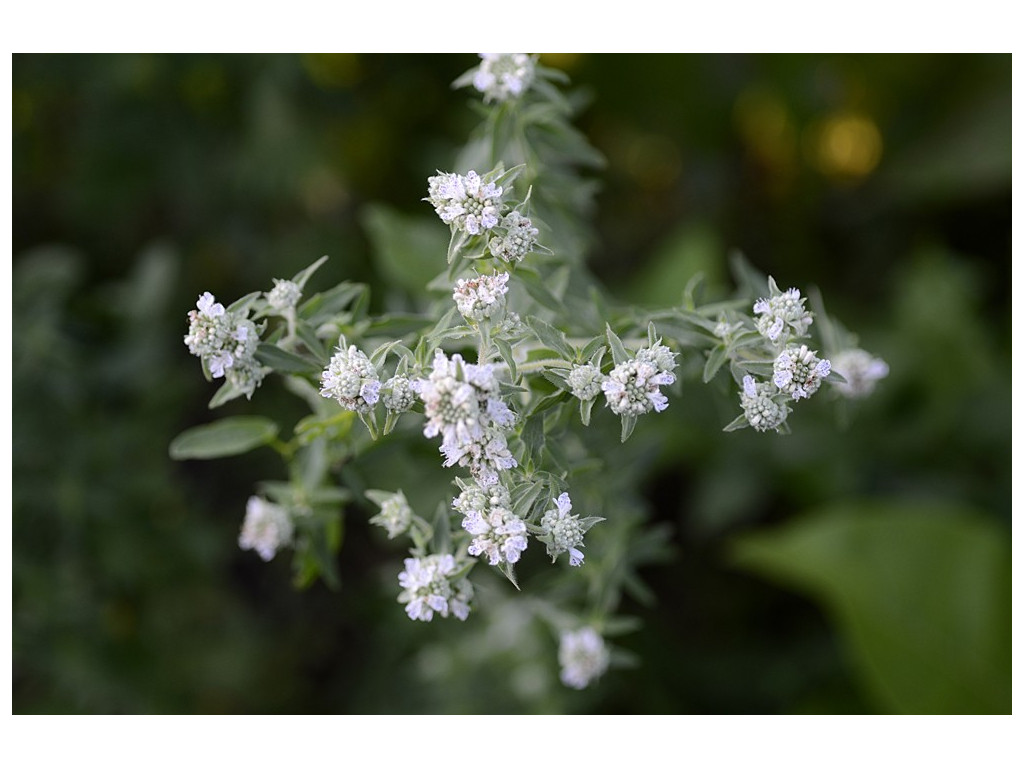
<box><xmin>184</xmin><ymin>292</ymin><xmax>265</xmax><ymax>398</ymax></box>
<box><xmin>568</xmin><ymin>364</ymin><xmax>605</xmax><ymax>402</ymax></box>
<box><xmin>397</xmin><ymin>554</ymin><xmax>473</xmax><ymax>622</ymax></box>
<box><xmin>753</xmin><ymin>282</ymin><xmax>814</xmax><ymax>343</ymax></box>
<box><xmin>266</xmin><ymin>278</ymin><xmax>301</xmax><ymax>312</ymax></box>
<box><xmin>602</xmin><ymin>341</ymin><xmax>678</xmax><ymax>416</ymax></box>
<box><xmin>740</xmin><ymin>375</ymin><xmax>791</xmax><ymax>433</ymax></box>
<box><xmin>452</xmin><ymin>479</ymin><xmax>511</xmax><ymax>517</ymax></box>
<box><xmin>831</xmin><ymin>348</ymin><xmax>889</xmax><ymax>398</ymax></box>
<box><xmin>238</xmin><ymin>496</ymin><xmax>293</xmax><ymax>561</ymax></box>
<box><xmin>320</xmin><ymin>343</ymin><xmax>380</xmax><ymax>413</ymax></box>
<box><xmin>489</xmin><ymin>211</ymin><xmax>539</xmax><ymax>263</ymax></box>
<box><xmin>558</xmin><ymin>627</ymin><xmax>610</xmax><ymax>690</ymax></box>
<box><xmin>416</xmin><ymin>351</ymin><xmax>517</xmax><ymax>486</ymax></box>
<box><xmin>369</xmin><ymin>490</ymin><xmax>413</xmax><ymax>539</ymax></box>
<box><xmin>471</xmin><ymin>53</ymin><xmax>536</xmax><ymax>103</ymax></box>
<box><xmin>464</xmin><ymin>506</ymin><xmax>529</xmax><ymax>566</ymax></box>
<box><xmin>425</xmin><ymin>170</ymin><xmax>505</xmax><ymax>236</ymax></box>
<box><xmin>773</xmin><ymin>344</ymin><xmax>832</xmax><ymax>401</ymax></box>
<box><xmin>382</xmin><ymin>375</ymin><xmax>416</xmax><ymax>413</ymax></box>
<box><xmin>539</xmin><ymin>493</ymin><xmax>587</xmax><ymax>566</ymax></box>
<box><xmin>453</xmin><ymin>272</ymin><xmax>510</xmax><ymax>322</ymax></box>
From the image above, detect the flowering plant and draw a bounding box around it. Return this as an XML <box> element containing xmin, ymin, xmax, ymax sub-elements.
<box><xmin>170</xmin><ymin>53</ymin><xmax>885</xmax><ymax>693</ymax></box>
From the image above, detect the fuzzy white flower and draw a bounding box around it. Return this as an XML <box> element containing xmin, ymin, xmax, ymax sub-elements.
<box><xmin>463</xmin><ymin>506</ymin><xmax>529</xmax><ymax>566</ymax></box>
<box><xmin>539</xmin><ymin>492</ymin><xmax>588</xmax><ymax>566</ymax></box>
<box><xmin>425</xmin><ymin>170</ymin><xmax>504</xmax><ymax>235</ymax></box>
<box><xmin>773</xmin><ymin>344</ymin><xmax>831</xmax><ymax>401</ymax></box>
<box><xmin>184</xmin><ymin>292</ymin><xmax>266</xmax><ymax>398</ymax></box>
<box><xmin>369</xmin><ymin>490</ymin><xmax>413</xmax><ymax>539</ymax></box>
<box><xmin>471</xmin><ymin>53</ymin><xmax>536</xmax><ymax>103</ymax></box>
<box><xmin>453</xmin><ymin>272</ymin><xmax>510</xmax><ymax>322</ymax></box>
<box><xmin>740</xmin><ymin>375</ymin><xmax>790</xmax><ymax>432</ymax></box>
<box><xmin>558</xmin><ymin>627</ymin><xmax>610</xmax><ymax>690</ymax></box>
<box><xmin>753</xmin><ymin>281</ymin><xmax>814</xmax><ymax>343</ymax></box>
<box><xmin>417</xmin><ymin>351</ymin><xmax>517</xmax><ymax>485</ymax></box>
<box><xmin>320</xmin><ymin>344</ymin><xmax>380</xmax><ymax>413</ymax></box>
<box><xmin>266</xmin><ymin>278</ymin><xmax>302</xmax><ymax>311</ymax></box>
<box><xmin>238</xmin><ymin>496</ymin><xmax>293</xmax><ymax>562</ymax></box>
<box><xmin>831</xmin><ymin>349</ymin><xmax>889</xmax><ymax>399</ymax></box>
<box><xmin>382</xmin><ymin>375</ymin><xmax>416</xmax><ymax>412</ymax></box>
<box><xmin>489</xmin><ymin>211</ymin><xmax>540</xmax><ymax>263</ymax></box>
<box><xmin>602</xmin><ymin>359</ymin><xmax>676</xmax><ymax>416</ymax></box>
<box><xmin>452</xmin><ymin>480</ymin><xmax>512</xmax><ymax>517</ymax></box>
<box><xmin>568</xmin><ymin>364</ymin><xmax>605</xmax><ymax>402</ymax></box>
<box><xmin>397</xmin><ymin>554</ymin><xmax>473</xmax><ymax>622</ymax></box>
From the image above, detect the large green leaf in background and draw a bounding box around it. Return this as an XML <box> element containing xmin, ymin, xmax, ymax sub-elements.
<box><xmin>730</xmin><ymin>502</ymin><xmax>1010</xmax><ymax>714</ymax></box>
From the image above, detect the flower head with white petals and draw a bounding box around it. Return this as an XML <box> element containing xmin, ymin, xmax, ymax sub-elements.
<box><xmin>489</xmin><ymin>211</ymin><xmax>540</xmax><ymax>263</ymax></box>
<box><xmin>602</xmin><ymin>358</ymin><xmax>676</xmax><ymax>416</ymax></box>
<box><xmin>538</xmin><ymin>492</ymin><xmax>600</xmax><ymax>566</ymax></box>
<box><xmin>453</xmin><ymin>272</ymin><xmax>510</xmax><ymax>322</ymax></box>
<box><xmin>753</xmin><ymin>279</ymin><xmax>814</xmax><ymax>344</ymax></box>
<box><xmin>831</xmin><ymin>348</ymin><xmax>889</xmax><ymax>399</ymax></box>
<box><xmin>238</xmin><ymin>496</ymin><xmax>293</xmax><ymax>562</ymax></box>
<box><xmin>320</xmin><ymin>343</ymin><xmax>381</xmax><ymax>413</ymax></box>
<box><xmin>558</xmin><ymin>627</ymin><xmax>610</xmax><ymax>690</ymax></box>
<box><xmin>266</xmin><ymin>278</ymin><xmax>302</xmax><ymax>312</ymax></box>
<box><xmin>397</xmin><ymin>554</ymin><xmax>473</xmax><ymax>622</ymax></box>
<box><xmin>184</xmin><ymin>291</ymin><xmax>266</xmax><ymax>398</ymax></box>
<box><xmin>463</xmin><ymin>506</ymin><xmax>529</xmax><ymax>566</ymax></box>
<box><xmin>773</xmin><ymin>344</ymin><xmax>831</xmax><ymax>401</ymax></box>
<box><xmin>740</xmin><ymin>375</ymin><xmax>791</xmax><ymax>432</ymax></box>
<box><xmin>425</xmin><ymin>170</ymin><xmax>505</xmax><ymax>236</ymax></box>
<box><xmin>468</xmin><ymin>53</ymin><xmax>536</xmax><ymax>103</ymax></box>
<box><xmin>416</xmin><ymin>351</ymin><xmax>517</xmax><ymax>486</ymax></box>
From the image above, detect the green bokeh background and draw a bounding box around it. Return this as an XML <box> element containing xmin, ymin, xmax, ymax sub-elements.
<box><xmin>12</xmin><ymin>53</ymin><xmax>1011</xmax><ymax>714</ymax></box>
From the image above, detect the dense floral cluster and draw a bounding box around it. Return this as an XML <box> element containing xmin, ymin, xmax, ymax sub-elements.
<box><xmin>415</xmin><ymin>351</ymin><xmax>517</xmax><ymax>487</ymax></box>
<box><xmin>397</xmin><ymin>554</ymin><xmax>474</xmax><ymax>622</ymax></box>
<box><xmin>469</xmin><ymin>53</ymin><xmax>536</xmax><ymax>103</ymax></box>
<box><xmin>320</xmin><ymin>343</ymin><xmax>380</xmax><ymax>413</ymax></box>
<box><xmin>831</xmin><ymin>348</ymin><xmax>889</xmax><ymax>398</ymax></box>
<box><xmin>753</xmin><ymin>283</ymin><xmax>814</xmax><ymax>343</ymax></box>
<box><xmin>539</xmin><ymin>493</ymin><xmax>588</xmax><ymax>566</ymax></box>
<box><xmin>602</xmin><ymin>341</ymin><xmax>678</xmax><ymax>416</ymax></box>
<box><xmin>426</xmin><ymin>170</ymin><xmax>505</xmax><ymax>236</ymax></box>
<box><xmin>184</xmin><ymin>292</ymin><xmax>265</xmax><ymax>398</ymax></box>
<box><xmin>773</xmin><ymin>344</ymin><xmax>832</xmax><ymax>401</ymax></box>
<box><xmin>453</xmin><ymin>272</ymin><xmax>510</xmax><ymax>322</ymax></box>
<box><xmin>238</xmin><ymin>496</ymin><xmax>293</xmax><ymax>561</ymax></box>
<box><xmin>740</xmin><ymin>374</ymin><xmax>791</xmax><ymax>433</ymax></box>
<box><xmin>489</xmin><ymin>211</ymin><xmax>540</xmax><ymax>263</ymax></box>
<box><xmin>558</xmin><ymin>627</ymin><xmax>610</xmax><ymax>690</ymax></box>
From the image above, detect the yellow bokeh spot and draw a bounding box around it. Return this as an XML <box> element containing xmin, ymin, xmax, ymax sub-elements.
<box><xmin>538</xmin><ymin>53</ymin><xmax>582</xmax><ymax>71</ymax></box>
<box><xmin>811</xmin><ymin>113</ymin><xmax>883</xmax><ymax>180</ymax></box>
<box><xmin>302</xmin><ymin>53</ymin><xmax>361</xmax><ymax>90</ymax></box>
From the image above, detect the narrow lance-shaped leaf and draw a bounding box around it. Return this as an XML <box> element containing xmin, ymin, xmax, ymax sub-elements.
<box><xmin>169</xmin><ymin>416</ymin><xmax>279</xmax><ymax>460</ymax></box>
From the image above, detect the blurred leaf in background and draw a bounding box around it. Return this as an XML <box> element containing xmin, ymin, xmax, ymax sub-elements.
<box><xmin>731</xmin><ymin>502</ymin><xmax>1010</xmax><ymax>714</ymax></box>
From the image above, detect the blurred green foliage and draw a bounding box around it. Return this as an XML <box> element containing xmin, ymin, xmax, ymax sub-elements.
<box><xmin>12</xmin><ymin>53</ymin><xmax>1010</xmax><ymax>713</ymax></box>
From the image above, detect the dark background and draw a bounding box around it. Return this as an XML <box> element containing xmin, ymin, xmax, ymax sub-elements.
<box><xmin>12</xmin><ymin>53</ymin><xmax>1011</xmax><ymax>713</ymax></box>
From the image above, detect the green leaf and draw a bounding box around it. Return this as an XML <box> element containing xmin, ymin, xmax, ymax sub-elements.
<box><xmin>517</xmin><ymin>268</ymin><xmax>564</xmax><ymax>313</ymax></box>
<box><xmin>361</xmin><ymin>205</ymin><xmax>448</xmax><ymax>292</ymax></box>
<box><xmin>703</xmin><ymin>345</ymin><xmax>728</xmax><ymax>383</ymax></box>
<box><xmin>255</xmin><ymin>343</ymin><xmax>321</xmax><ymax>374</ymax></box>
<box><xmin>606</xmin><ymin>324</ymin><xmax>629</xmax><ymax>366</ymax></box>
<box><xmin>619</xmin><ymin>413</ymin><xmax>637</xmax><ymax>443</ymax></box>
<box><xmin>290</xmin><ymin>255</ymin><xmax>329</xmax><ymax>290</ymax></box>
<box><xmin>526</xmin><ymin>316</ymin><xmax>573</xmax><ymax>359</ymax></box>
<box><xmin>169</xmin><ymin>416</ymin><xmax>279</xmax><ymax>460</ymax></box>
<box><xmin>730</xmin><ymin>502</ymin><xmax>1010</xmax><ymax>714</ymax></box>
